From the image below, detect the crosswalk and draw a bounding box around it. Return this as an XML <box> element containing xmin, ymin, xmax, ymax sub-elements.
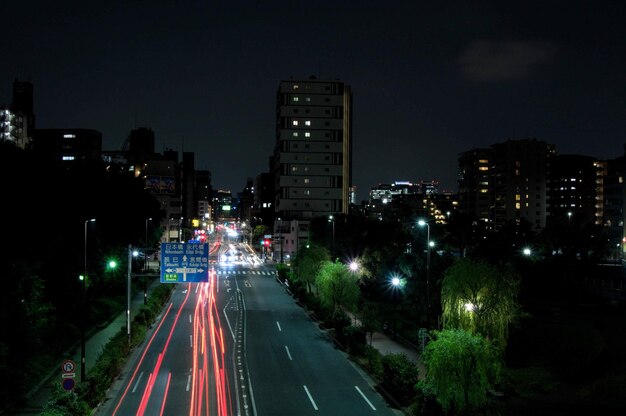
<box><xmin>215</xmin><ymin>269</ymin><xmax>277</xmax><ymax>276</ymax></box>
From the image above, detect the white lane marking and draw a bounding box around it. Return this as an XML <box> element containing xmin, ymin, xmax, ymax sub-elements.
<box><xmin>190</xmin><ymin>335</ymin><xmax>193</xmax><ymax>348</ymax></box>
<box><xmin>189</xmin><ymin>314</ymin><xmax>192</xmax><ymax>323</ymax></box>
<box><xmin>195</xmin><ymin>284</ymin><xmax>200</xmax><ymax>294</ymax></box>
<box><xmin>285</xmin><ymin>346</ymin><xmax>293</xmax><ymax>361</ymax></box>
<box><xmin>186</xmin><ymin>374</ymin><xmax>192</xmax><ymax>391</ymax></box>
<box><xmin>276</xmin><ymin>321</ymin><xmax>282</xmax><ymax>332</ymax></box>
<box><xmin>131</xmin><ymin>371</ymin><xmax>144</xmax><ymax>393</ymax></box>
<box><xmin>303</xmin><ymin>385</ymin><xmax>318</xmax><ymax>410</ymax></box>
<box><xmin>355</xmin><ymin>386</ymin><xmax>377</xmax><ymax>410</ymax></box>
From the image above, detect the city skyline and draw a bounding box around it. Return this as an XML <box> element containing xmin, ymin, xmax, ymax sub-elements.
<box><xmin>2</xmin><ymin>1</ymin><xmax>625</xmax><ymax>198</ymax></box>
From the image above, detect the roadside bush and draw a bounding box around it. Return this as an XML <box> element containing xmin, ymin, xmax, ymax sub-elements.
<box><xmin>381</xmin><ymin>353</ymin><xmax>420</xmax><ymax>406</ymax></box>
<box><xmin>42</xmin><ymin>384</ymin><xmax>90</xmax><ymax>416</ymax></box>
<box><xmin>344</xmin><ymin>325</ymin><xmax>367</xmax><ymax>355</ymax></box>
<box><xmin>362</xmin><ymin>345</ymin><xmax>383</xmax><ymax>380</ymax></box>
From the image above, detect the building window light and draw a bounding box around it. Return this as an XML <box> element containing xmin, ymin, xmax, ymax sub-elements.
<box><xmin>293</xmin><ymin>96</ymin><xmax>299</xmax><ymax>102</ymax></box>
<box><xmin>292</xmin><ymin>132</ymin><xmax>298</xmax><ymax>137</ymax></box>
<box><xmin>305</xmin><ymin>132</ymin><xmax>311</xmax><ymax>137</ymax></box>
<box><xmin>63</xmin><ymin>134</ymin><xmax>76</xmax><ymax>138</ymax></box>
<box><xmin>293</xmin><ymin>84</ymin><xmax>299</xmax><ymax>90</ymax></box>
<box><xmin>305</xmin><ymin>120</ymin><xmax>311</xmax><ymax>126</ymax></box>
<box><xmin>62</xmin><ymin>155</ymin><xmax>75</xmax><ymax>161</ymax></box>
<box><xmin>292</xmin><ymin>120</ymin><xmax>299</xmax><ymax>126</ymax></box>
<box><xmin>479</xmin><ymin>167</ymin><xmax>488</xmax><ymax>171</ymax></box>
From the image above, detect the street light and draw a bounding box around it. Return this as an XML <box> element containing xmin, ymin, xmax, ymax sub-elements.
<box><xmin>144</xmin><ymin>218</ymin><xmax>152</xmax><ymax>305</ymax></box>
<box><xmin>418</xmin><ymin>219</ymin><xmax>431</xmax><ymax>313</ymax></box>
<box><xmin>81</xmin><ymin>218</ymin><xmax>95</xmax><ymax>382</ymax></box>
<box><xmin>328</xmin><ymin>215</ymin><xmax>335</xmax><ymax>260</ymax></box>
<box><xmin>127</xmin><ymin>245</ymin><xmax>139</xmax><ymax>345</ymax></box>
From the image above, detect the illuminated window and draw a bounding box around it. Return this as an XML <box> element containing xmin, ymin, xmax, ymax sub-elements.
<box><xmin>292</xmin><ymin>132</ymin><xmax>298</xmax><ymax>137</ymax></box>
<box><xmin>479</xmin><ymin>167</ymin><xmax>488</xmax><ymax>171</ymax></box>
<box><xmin>293</xmin><ymin>97</ymin><xmax>299</xmax><ymax>102</ymax></box>
<box><xmin>306</xmin><ymin>97</ymin><xmax>311</xmax><ymax>102</ymax></box>
<box><xmin>63</xmin><ymin>134</ymin><xmax>76</xmax><ymax>138</ymax></box>
<box><xmin>292</xmin><ymin>120</ymin><xmax>299</xmax><ymax>126</ymax></box>
<box><xmin>62</xmin><ymin>155</ymin><xmax>75</xmax><ymax>160</ymax></box>
<box><xmin>479</xmin><ymin>159</ymin><xmax>488</xmax><ymax>163</ymax></box>
<box><xmin>515</xmin><ymin>203</ymin><xmax>521</xmax><ymax>209</ymax></box>
<box><xmin>305</xmin><ymin>132</ymin><xmax>311</xmax><ymax>137</ymax></box>
<box><xmin>304</xmin><ymin>178</ymin><xmax>310</xmax><ymax>184</ymax></box>
<box><xmin>293</xmin><ymin>84</ymin><xmax>299</xmax><ymax>90</ymax></box>
<box><xmin>305</xmin><ymin>120</ymin><xmax>311</xmax><ymax>126</ymax></box>
<box><xmin>480</xmin><ymin>189</ymin><xmax>488</xmax><ymax>193</ymax></box>
<box><xmin>515</xmin><ymin>194</ymin><xmax>521</xmax><ymax>201</ymax></box>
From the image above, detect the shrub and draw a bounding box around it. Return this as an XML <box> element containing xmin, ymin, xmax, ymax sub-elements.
<box><xmin>381</xmin><ymin>353</ymin><xmax>420</xmax><ymax>406</ymax></box>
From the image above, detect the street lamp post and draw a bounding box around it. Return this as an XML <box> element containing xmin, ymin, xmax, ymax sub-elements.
<box><xmin>328</xmin><ymin>215</ymin><xmax>335</xmax><ymax>260</ymax></box>
<box><xmin>144</xmin><ymin>218</ymin><xmax>152</xmax><ymax>305</ymax></box>
<box><xmin>127</xmin><ymin>245</ymin><xmax>132</xmax><ymax>345</ymax></box>
<box><xmin>418</xmin><ymin>219</ymin><xmax>431</xmax><ymax>313</ymax></box>
<box><xmin>82</xmin><ymin>218</ymin><xmax>95</xmax><ymax>382</ymax></box>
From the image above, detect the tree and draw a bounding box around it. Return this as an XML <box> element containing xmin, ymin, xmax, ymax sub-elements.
<box><xmin>292</xmin><ymin>244</ymin><xmax>330</xmax><ymax>293</ymax></box>
<box><xmin>441</xmin><ymin>258</ymin><xmax>520</xmax><ymax>353</ymax></box>
<box><xmin>420</xmin><ymin>328</ymin><xmax>500</xmax><ymax>415</ymax></box>
<box><xmin>315</xmin><ymin>261</ymin><xmax>360</xmax><ymax>317</ymax></box>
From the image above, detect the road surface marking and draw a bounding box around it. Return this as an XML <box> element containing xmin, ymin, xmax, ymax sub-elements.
<box><xmin>355</xmin><ymin>386</ymin><xmax>376</xmax><ymax>410</ymax></box>
<box><xmin>285</xmin><ymin>346</ymin><xmax>293</xmax><ymax>360</ymax></box>
<box><xmin>276</xmin><ymin>321</ymin><xmax>282</xmax><ymax>332</ymax></box>
<box><xmin>189</xmin><ymin>335</ymin><xmax>193</xmax><ymax>348</ymax></box>
<box><xmin>186</xmin><ymin>374</ymin><xmax>192</xmax><ymax>391</ymax></box>
<box><xmin>303</xmin><ymin>385</ymin><xmax>318</xmax><ymax>410</ymax></box>
<box><xmin>132</xmin><ymin>371</ymin><xmax>144</xmax><ymax>393</ymax></box>
<box><xmin>195</xmin><ymin>284</ymin><xmax>200</xmax><ymax>294</ymax></box>
<box><xmin>189</xmin><ymin>314</ymin><xmax>192</xmax><ymax>323</ymax></box>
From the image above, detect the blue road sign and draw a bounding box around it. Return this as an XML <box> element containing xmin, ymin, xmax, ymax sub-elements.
<box><xmin>62</xmin><ymin>378</ymin><xmax>75</xmax><ymax>391</ymax></box>
<box><xmin>160</xmin><ymin>243</ymin><xmax>209</xmax><ymax>283</ymax></box>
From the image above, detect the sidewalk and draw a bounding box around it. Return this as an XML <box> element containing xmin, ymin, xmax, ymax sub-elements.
<box><xmin>3</xmin><ymin>277</ymin><xmax>161</xmax><ymax>415</ymax></box>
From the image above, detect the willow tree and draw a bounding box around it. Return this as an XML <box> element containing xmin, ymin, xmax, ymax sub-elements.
<box><xmin>441</xmin><ymin>258</ymin><xmax>519</xmax><ymax>353</ymax></box>
<box><xmin>420</xmin><ymin>328</ymin><xmax>500</xmax><ymax>414</ymax></box>
<box><xmin>316</xmin><ymin>261</ymin><xmax>361</xmax><ymax>318</ymax></box>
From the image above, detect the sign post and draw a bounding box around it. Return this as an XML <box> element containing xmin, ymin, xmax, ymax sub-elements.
<box><xmin>61</xmin><ymin>359</ymin><xmax>76</xmax><ymax>391</ymax></box>
<box><xmin>160</xmin><ymin>243</ymin><xmax>209</xmax><ymax>283</ymax></box>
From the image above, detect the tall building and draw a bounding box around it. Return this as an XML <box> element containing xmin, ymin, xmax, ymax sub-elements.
<box><xmin>1</xmin><ymin>79</ymin><xmax>35</xmax><ymax>149</ymax></box>
<box><xmin>272</xmin><ymin>77</ymin><xmax>352</xmax><ymax>220</ymax></box>
<box><xmin>458</xmin><ymin>139</ymin><xmax>554</xmax><ymax>231</ymax></box>
<box><xmin>547</xmin><ymin>154</ymin><xmax>599</xmax><ymax>225</ymax></box>
<box><xmin>12</xmin><ymin>79</ymin><xmax>35</xmax><ymax>139</ymax></box>
<box><xmin>458</xmin><ymin>148</ymin><xmax>491</xmax><ymax>223</ymax></box>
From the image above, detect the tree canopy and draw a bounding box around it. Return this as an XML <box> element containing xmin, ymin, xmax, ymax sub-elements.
<box><xmin>420</xmin><ymin>328</ymin><xmax>501</xmax><ymax>415</ymax></box>
<box><xmin>441</xmin><ymin>258</ymin><xmax>520</xmax><ymax>353</ymax></box>
<box><xmin>315</xmin><ymin>261</ymin><xmax>361</xmax><ymax>317</ymax></box>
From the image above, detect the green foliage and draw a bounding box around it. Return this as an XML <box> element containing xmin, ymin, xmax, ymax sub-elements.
<box><xmin>315</xmin><ymin>261</ymin><xmax>361</xmax><ymax>317</ymax></box>
<box><xmin>42</xmin><ymin>384</ymin><xmax>90</xmax><ymax>416</ymax></box>
<box><xmin>292</xmin><ymin>244</ymin><xmax>330</xmax><ymax>293</ymax></box>
<box><xmin>359</xmin><ymin>300</ymin><xmax>383</xmax><ymax>345</ymax></box>
<box><xmin>361</xmin><ymin>345</ymin><xmax>384</xmax><ymax>380</ymax></box>
<box><xmin>420</xmin><ymin>328</ymin><xmax>501</xmax><ymax>414</ymax></box>
<box><xmin>441</xmin><ymin>258</ymin><xmax>520</xmax><ymax>353</ymax></box>
<box><xmin>381</xmin><ymin>353</ymin><xmax>420</xmax><ymax>406</ymax></box>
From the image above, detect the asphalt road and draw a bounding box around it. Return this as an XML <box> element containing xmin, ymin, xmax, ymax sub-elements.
<box><xmin>100</xmin><ymin>241</ymin><xmax>399</xmax><ymax>415</ymax></box>
<box><xmin>233</xmin><ymin>264</ymin><xmax>398</xmax><ymax>416</ymax></box>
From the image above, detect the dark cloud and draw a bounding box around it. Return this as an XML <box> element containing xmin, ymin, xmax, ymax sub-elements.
<box><xmin>458</xmin><ymin>40</ymin><xmax>556</xmax><ymax>82</ymax></box>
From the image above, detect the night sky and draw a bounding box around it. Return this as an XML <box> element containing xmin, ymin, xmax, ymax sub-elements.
<box><xmin>2</xmin><ymin>1</ymin><xmax>625</xmax><ymax>200</ymax></box>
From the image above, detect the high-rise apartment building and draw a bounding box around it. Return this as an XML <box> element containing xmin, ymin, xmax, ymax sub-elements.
<box><xmin>458</xmin><ymin>139</ymin><xmax>554</xmax><ymax>231</ymax></box>
<box><xmin>272</xmin><ymin>77</ymin><xmax>352</xmax><ymax>220</ymax></box>
<box><xmin>547</xmin><ymin>154</ymin><xmax>599</xmax><ymax>224</ymax></box>
<box><xmin>458</xmin><ymin>148</ymin><xmax>491</xmax><ymax>223</ymax></box>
